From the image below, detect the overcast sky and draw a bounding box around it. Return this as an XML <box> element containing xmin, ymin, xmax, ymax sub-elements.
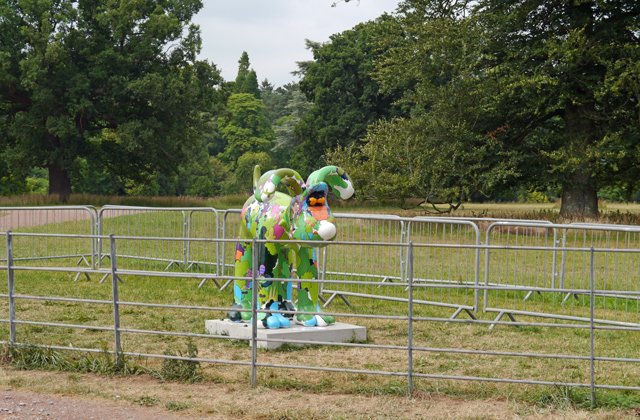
<box><xmin>192</xmin><ymin>0</ymin><xmax>402</xmax><ymax>87</ymax></box>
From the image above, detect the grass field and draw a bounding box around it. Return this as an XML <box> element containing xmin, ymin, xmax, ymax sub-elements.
<box><xmin>2</xmin><ymin>198</ymin><xmax>640</xmax><ymax>418</ymax></box>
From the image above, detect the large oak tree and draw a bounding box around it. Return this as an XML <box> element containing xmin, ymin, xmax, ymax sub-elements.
<box><xmin>345</xmin><ymin>0</ymin><xmax>640</xmax><ymax>216</ymax></box>
<box><xmin>0</xmin><ymin>0</ymin><xmax>221</xmax><ymax>200</ymax></box>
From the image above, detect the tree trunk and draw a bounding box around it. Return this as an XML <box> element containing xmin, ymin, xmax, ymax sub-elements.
<box><xmin>48</xmin><ymin>162</ymin><xmax>72</xmax><ymax>203</ymax></box>
<box><xmin>559</xmin><ymin>103</ymin><xmax>599</xmax><ymax>217</ymax></box>
<box><xmin>560</xmin><ymin>169</ymin><xmax>598</xmax><ymax>217</ymax></box>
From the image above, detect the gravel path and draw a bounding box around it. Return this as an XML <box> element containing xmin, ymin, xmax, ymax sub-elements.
<box><xmin>0</xmin><ymin>390</ymin><xmax>192</xmax><ymax>420</ymax></box>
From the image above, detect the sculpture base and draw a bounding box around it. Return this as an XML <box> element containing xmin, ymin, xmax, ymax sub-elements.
<box><xmin>205</xmin><ymin>319</ymin><xmax>367</xmax><ymax>349</ymax></box>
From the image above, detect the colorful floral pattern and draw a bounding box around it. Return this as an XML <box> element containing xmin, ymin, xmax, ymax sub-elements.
<box><xmin>227</xmin><ymin>165</ymin><xmax>354</xmax><ymax>328</ymax></box>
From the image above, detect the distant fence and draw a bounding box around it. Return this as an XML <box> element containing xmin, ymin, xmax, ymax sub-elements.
<box><xmin>484</xmin><ymin>221</ymin><xmax>640</xmax><ymax>328</ymax></box>
<box><xmin>0</xmin><ymin>206</ymin><xmax>97</xmax><ymax>279</ymax></box>
<box><xmin>2</xmin><ymin>230</ymin><xmax>640</xmax><ymax>403</ymax></box>
<box><xmin>97</xmin><ymin>206</ymin><xmax>221</xmax><ymax>286</ymax></box>
<box><xmin>3</xmin><ymin>205</ymin><xmax>640</xmax><ymax>327</ymax></box>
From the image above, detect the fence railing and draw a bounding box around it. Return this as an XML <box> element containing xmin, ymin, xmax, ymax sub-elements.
<box><xmin>0</xmin><ymin>206</ymin><xmax>97</xmax><ymax>278</ymax></box>
<box><xmin>3</xmin><ymin>205</ymin><xmax>640</xmax><ymax>327</ymax></box>
<box><xmin>4</xmin><ymin>230</ymin><xmax>640</xmax><ymax>405</ymax></box>
<box><xmin>97</xmin><ymin>206</ymin><xmax>220</xmax><ymax>285</ymax></box>
<box><xmin>484</xmin><ymin>221</ymin><xmax>640</xmax><ymax>329</ymax></box>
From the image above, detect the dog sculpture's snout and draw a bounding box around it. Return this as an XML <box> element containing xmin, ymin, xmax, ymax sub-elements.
<box><xmin>316</xmin><ymin>220</ymin><xmax>336</xmax><ymax>241</ymax></box>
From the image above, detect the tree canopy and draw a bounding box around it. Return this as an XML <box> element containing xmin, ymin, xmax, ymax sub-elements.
<box><xmin>294</xmin><ymin>17</ymin><xmax>410</xmax><ymax>175</ymax></box>
<box><xmin>0</xmin><ymin>0</ymin><xmax>221</xmax><ymax>200</ymax></box>
<box><xmin>333</xmin><ymin>0</ymin><xmax>640</xmax><ymax>215</ymax></box>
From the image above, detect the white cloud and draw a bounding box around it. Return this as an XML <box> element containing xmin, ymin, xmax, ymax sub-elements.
<box><xmin>192</xmin><ymin>0</ymin><xmax>401</xmax><ymax>87</ymax></box>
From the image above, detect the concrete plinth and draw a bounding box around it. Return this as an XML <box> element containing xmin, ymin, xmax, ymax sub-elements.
<box><xmin>205</xmin><ymin>319</ymin><xmax>367</xmax><ymax>349</ymax></box>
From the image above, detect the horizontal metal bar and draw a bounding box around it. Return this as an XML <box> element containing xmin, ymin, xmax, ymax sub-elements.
<box><xmin>411</xmin><ymin>372</ymin><xmax>590</xmax><ymax>388</ymax></box>
<box><xmin>321</xmin><ymin>289</ymin><xmax>474</xmax><ymax>310</ymax></box>
<box><xmin>118</xmin><ymin>328</ymin><xmax>253</xmax><ymax>342</ymax></box>
<box><xmin>254</xmin><ymin>362</ymin><xmax>408</xmax><ymax>377</ymax></box>
<box><xmin>14</xmin><ymin>295</ymin><xmax>112</xmax><ymax>305</ymax></box>
<box><xmin>484</xmin><ymin>308</ymin><xmax>640</xmax><ymax>328</ymax></box>
<box><xmin>12</xmin><ymin>320</ymin><xmax>114</xmax><ymax>331</ymax></box>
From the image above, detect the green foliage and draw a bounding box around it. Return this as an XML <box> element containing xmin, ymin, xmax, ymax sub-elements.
<box><xmin>234</xmin><ymin>51</ymin><xmax>260</xmax><ymax>98</ymax></box>
<box><xmin>5</xmin><ymin>342</ymin><xmax>146</xmax><ymax>376</ymax></box>
<box><xmin>260</xmin><ymin>80</ymin><xmax>298</xmax><ymax>124</ymax></box>
<box><xmin>218</xmin><ymin>93</ymin><xmax>274</xmax><ymax>170</ymax></box>
<box><xmin>233</xmin><ymin>152</ymin><xmax>274</xmax><ymax>194</ymax></box>
<box><xmin>273</xmin><ymin>90</ymin><xmax>313</xmax><ymax>167</ymax></box>
<box><xmin>0</xmin><ymin>0</ymin><xmax>222</xmax><ymax>198</ymax></box>
<box><xmin>0</xmin><ymin>155</ymin><xmax>29</xmax><ymax>195</ymax></box>
<box><xmin>295</xmin><ymin>17</ymin><xmax>410</xmax><ymax>176</ymax></box>
<box><xmin>165</xmin><ymin>401</ymin><xmax>193</xmax><ymax>411</ymax></box>
<box><xmin>367</xmin><ymin>0</ymin><xmax>640</xmax><ymax>216</ymax></box>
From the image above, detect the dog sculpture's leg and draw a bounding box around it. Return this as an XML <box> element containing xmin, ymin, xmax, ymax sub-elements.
<box><xmin>251</xmin><ymin>229</ymin><xmax>291</xmax><ymax>329</ymax></box>
<box><xmin>227</xmin><ymin>240</ymin><xmax>254</xmax><ymax>321</ymax></box>
<box><xmin>274</xmin><ymin>247</ymin><xmax>296</xmax><ymax>318</ymax></box>
<box><xmin>295</xmin><ymin>247</ymin><xmax>335</xmax><ymax>327</ymax></box>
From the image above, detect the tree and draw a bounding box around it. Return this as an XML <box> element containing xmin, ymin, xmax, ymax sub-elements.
<box><xmin>235</xmin><ymin>51</ymin><xmax>251</xmax><ymax>89</ymax></box>
<box><xmin>260</xmin><ymin>80</ymin><xmax>298</xmax><ymax>124</ymax></box>
<box><xmin>233</xmin><ymin>151</ymin><xmax>274</xmax><ymax>194</ymax></box>
<box><xmin>234</xmin><ymin>51</ymin><xmax>260</xmax><ymax>98</ymax></box>
<box><xmin>294</xmin><ymin>16</ymin><xmax>410</xmax><ymax>176</ymax></box>
<box><xmin>217</xmin><ymin>93</ymin><xmax>274</xmax><ymax>170</ymax></box>
<box><xmin>371</xmin><ymin>0</ymin><xmax>640</xmax><ymax>216</ymax></box>
<box><xmin>273</xmin><ymin>90</ymin><xmax>313</xmax><ymax>167</ymax></box>
<box><xmin>0</xmin><ymin>0</ymin><xmax>221</xmax><ymax>201</ymax></box>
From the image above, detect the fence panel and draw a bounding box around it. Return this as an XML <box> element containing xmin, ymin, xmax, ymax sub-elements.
<box><xmin>218</xmin><ymin>209</ymin><xmax>243</xmax><ymax>290</ymax></box>
<box><xmin>407</xmin><ymin>217</ymin><xmax>481</xmax><ymax>314</ymax></box>
<box><xmin>0</xmin><ymin>206</ymin><xmax>96</xmax><ymax>272</ymax></box>
<box><xmin>484</xmin><ymin>222</ymin><xmax>640</xmax><ymax>327</ymax></box>
<box><xmin>3</xmin><ymin>231</ymin><xmax>640</xmax><ymax>399</ymax></box>
<box><xmin>98</xmin><ymin>206</ymin><xmax>219</xmax><ymax>282</ymax></box>
<box><xmin>320</xmin><ymin>214</ymin><xmax>406</xmax><ymax>306</ymax></box>
<box><xmin>321</xmin><ymin>215</ymin><xmax>481</xmax><ymax>318</ymax></box>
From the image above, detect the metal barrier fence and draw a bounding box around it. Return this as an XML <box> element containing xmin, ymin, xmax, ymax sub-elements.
<box><xmin>0</xmin><ymin>207</ymin><xmax>97</xmax><ymax>278</ymax></box>
<box><xmin>4</xmin><ymin>205</ymin><xmax>640</xmax><ymax>329</ymax></box>
<box><xmin>4</xmin><ymin>231</ymin><xmax>640</xmax><ymax>404</ymax></box>
<box><xmin>97</xmin><ymin>206</ymin><xmax>220</xmax><ymax>285</ymax></box>
<box><xmin>484</xmin><ymin>222</ymin><xmax>640</xmax><ymax>328</ymax></box>
<box><xmin>321</xmin><ymin>215</ymin><xmax>481</xmax><ymax>320</ymax></box>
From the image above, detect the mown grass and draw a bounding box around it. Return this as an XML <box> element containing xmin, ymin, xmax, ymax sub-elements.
<box><xmin>1</xmin><ymin>265</ymin><xmax>640</xmax><ymax>411</ymax></box>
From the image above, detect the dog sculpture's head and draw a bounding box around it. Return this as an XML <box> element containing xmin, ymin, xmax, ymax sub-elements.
<box><xmin>290</xmin><ymin>166</ymin><xmax>354</xmax><ymax>246</ymax></box>
<box><xmin>252</xmin><ymin>166</ymin><xmax>354</xmax><ymax>247</ymax></box>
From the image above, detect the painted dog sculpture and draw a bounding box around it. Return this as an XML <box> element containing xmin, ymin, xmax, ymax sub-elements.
<box><xmin>227</xmin><ymin>165</ymin><xmax>354</xmax><ymax>328</ymax></box>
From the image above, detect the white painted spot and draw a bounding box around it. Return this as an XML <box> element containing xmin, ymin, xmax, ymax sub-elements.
<box><xmin>315</xmin><ymin>315</ymin><xmax>328</xmax><ymax>327</ymax></box>
<box><xmin>264</xmin><ymin>181</ymin><xmax>276</xmax><ymax>194</ymax></box>
<box><xmin>317</xmin><ymin>220</ymin><xmax>336</xmax><ymax>240</ymax></box>
<box><xmin>333</xmin><ymin>180</ymin><xmax>354</xmax><ymax>200</ymax></box>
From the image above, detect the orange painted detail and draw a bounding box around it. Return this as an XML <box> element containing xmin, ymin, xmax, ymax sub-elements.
<box><xmin>235</xmin><ymin>250</ymin><xmax>243</xmax><ymax>261</ymax></box>
<box><xmin>308</xmin><ymin>205</ymin><xmax>330</xmax><ymax>221</ymax></box>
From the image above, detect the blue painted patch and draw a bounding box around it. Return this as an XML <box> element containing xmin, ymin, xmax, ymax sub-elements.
<box><xmin>234</xmin><ymin>285</ymin><xmax>242</xmax><ymax>302</ymax></box>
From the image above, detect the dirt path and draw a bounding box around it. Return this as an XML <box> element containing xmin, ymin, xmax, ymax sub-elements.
<box><xmin>0</xmin><ymin>389</ymin><xmax>188</xmax><ymax>420</ymax></box>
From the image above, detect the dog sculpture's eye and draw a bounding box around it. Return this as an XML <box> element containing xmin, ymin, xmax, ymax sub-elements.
<box><xmin>307</xmin><ymin>190</ymin><xmax>326</xmax><ymax>206</ymax></box>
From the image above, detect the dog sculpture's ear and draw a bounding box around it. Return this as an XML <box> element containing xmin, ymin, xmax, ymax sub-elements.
<box><xmin>306</xmin><ymin>166</ymin><xmax>355</xmax><ymax>200</ymax></box>
<box><xmin>253</xmin><ymin>166</ymin><xmax>305</xmax><ymax>203</ymax></box>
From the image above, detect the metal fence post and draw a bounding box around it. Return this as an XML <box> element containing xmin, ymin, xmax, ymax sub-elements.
<box><xmin>251</xmin><ymin>237</ymin><xmax>258</xmax><ymax>386</ymax></box>
<box><xmin>182</xmin><ymin>211</ymin><xmax>188</xmax><ymax>269</ymax></box>
<box><xmin>110</xmin><ymin>234</ymin><xmax>122</xmax><ymax>368</ymax></box>
<box><xmin>407</xmin><ymin>241</ymin><xmax>414</xmax><ymax>396</ymax></box>
<box><xmin>6</xmin><ymin>232</ymin><xmax>16</xmax><ymax>344</ymax></box>
<box><xmin>589</xmin><ymin>245</ymin><xmax>595</xmax><ymax>409</ymax></box>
